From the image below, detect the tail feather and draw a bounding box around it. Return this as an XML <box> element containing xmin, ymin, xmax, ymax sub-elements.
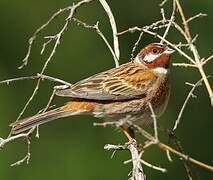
<box><xmin>10</xmin><ymin>107</ymin><xmax>85</xmax><ymax>135</ymax></box>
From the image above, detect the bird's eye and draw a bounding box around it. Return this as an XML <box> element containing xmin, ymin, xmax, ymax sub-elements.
<box><xmin>152</xmin><ymin>48</ymin><xmax>159</xmax><ymax>54</ymax></box>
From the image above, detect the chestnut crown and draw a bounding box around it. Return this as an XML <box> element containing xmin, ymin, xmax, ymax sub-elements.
<box><xmin>134</xmin><ymin>43</ymin><xmax>174</xmax><ymax>69</ymax></box>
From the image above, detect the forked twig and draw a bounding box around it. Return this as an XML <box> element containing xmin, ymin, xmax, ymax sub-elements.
<box><xmin>104</xmin><ymin>140</ymin><xmax>145</xmax><ymax>180</ymax></box>
<box><xmin>173</xmin><ymin>78</ymin><xmax>204</xmax><ymax>131</ymax></box>
<box><xmin>95</xmin><ymin>119</ymin><xmax>213</xmax><ymax>172</ymax></box>
<box><xmin>0</xmin><ymin>74</ymin><xmax>71</xmax><ymax>86</ymax></box>
<box><xmin>16</xmin><ymin>0</ymin><xmax>94</xmax><ymax>124</ymax></box>
<box><xmin>72</xmin><ymin>18</ymin><xmax>119</xmax><ymax>67</ymax></box>
<box><xmin>175</xmin><ymin>0</ymin><xmax>213</xmax><ymax>106</ymax></box>
<box><xmin>132</xmin><ymin>124</ymin><xmax>213</xmax><ymax>172</ymax></box>
<box><xmin>161</xmin><ymin>0</ymin><xmax>176</xmax><ymax>43</ymax></box>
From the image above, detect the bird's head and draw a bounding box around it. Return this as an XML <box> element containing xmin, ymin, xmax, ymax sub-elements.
<box><xmin>134</xmin><ymin>43</ymin><xmax>175</xmax><ymax>74</ymax></box>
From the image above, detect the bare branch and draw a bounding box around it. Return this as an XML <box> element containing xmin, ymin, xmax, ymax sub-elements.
<box><xmin>131</xmin><ymin>32</ymin><xmax>144</xmax><ymax>60</ymax></box>
<box><xmin>0</xmin><ymin>127</ymin><xmax>35</xmax><ymax>149</ymax></box>
<box><xmin>100</xmin><ymin>119</ymin><xmax>213</xmax><ymax>172</ymax></box>
<box><xmin>19</xmin><ymin>7</ymin><xmax>69</xmax><ymax>69</ymax></box>
<box><xmin>173</xmin><ymin>78</ymin><xmax>203</xmax><ymax>131</ymax></box>
<box><xmin>140</xmin><ymin>159</ymin><xmax>167</xmax><ymax>173</ymax></box>
<box><xmin>160</xmin><ymin>8</ymin><xmax>166</xmax><ymax>22</ymax></box>
<box><xmin>186</xmin><ymin>13</ymin><xmax>207</xmax><ymax>24</ymax></box>
<box><xmin>175</xmin><ymin>0</ymin><xmax>213</xmax><ymax>106</ymax></box>
<box><xmin>99</xmin><ymin>0</ymin><xmax>120</xmax><ymax>63</ymax></box>
<box><xmin>129</xmin><ymin>143</ymin><xmax>145</xmax><ymax>180</ymax></box>
<box><xmin>10</xmin><ymin>137</ymin><xmax>31</xmax><ymax>166</ymax></box>
<box><xmin>104</xmin><ymin>144</ymin><xmax>128</xmax><ymax>151</ymax></box>
<box><xmin>16</xmin><ymin>0</ymin><xmax>95</xmax><ymax>124</ymax></box>
<box><xmin>72</xmin><ymin>18</ymin><xmax>119</xmax><ymax>67</ymax></box>
<box><xmin>104</xmin><ymin>140</ymin><xmax>146</xmax><ymax>180</ymax></box>
<box><xmin>118</xmin><ymin>26</ymin><xmax>196</xmax><ymax>64</ymax></box>
<box><xmin>166</xmin><ymin>149</ymin><xmax>173</xmax><ymax>162</ymax></box>
<box><xmin>132</xmin><ymin>124</ymin><xmax>213</xmax><ymax>172</ymax></box>
<box><xmin>142</xmin><ymin>29</ymin><xmax>196</xmax><ymax>64</ymax></box>
<box><xmin>161</xmin><ymin>0</ymin><xmax>176</xmax><ymax>43</ymax></box>
<box><xmin>175</xmin><ymin>0</ymin><xmax>192</xmax><ymax>40</ymax></box>
<box><xmin>0</xmin><ymin>74</ymin><xmax>71</xmax><ymax>86</ymax></box>
<box><xmin>202</xmin><ymin>54</ymin><xmax>213</xmax><ymax>65</ymax></box>
<box><xmin>148</xmin><ymin>103</ymin><xmax>159</xmax><ymax>141</ymax></box>
<box><xmin>159</xmin><ymin>0</ymin><xmax>168</xmax><ymax>7</ymax></box>
<box><xmin>172</xmin><ymin>63</ymin><xmax>197</xmax><ymax>68</ymax></box>
<box><xmin>168</xmin><ymin>132</ymin><xmax>196</xmax><ymax>180</ymax></box>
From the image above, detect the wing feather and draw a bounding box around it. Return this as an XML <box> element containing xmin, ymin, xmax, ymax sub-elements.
<box><xmin>56</xmin><ymin>63</ymin><xmax>157</xmax><ymax>100</ymax></box>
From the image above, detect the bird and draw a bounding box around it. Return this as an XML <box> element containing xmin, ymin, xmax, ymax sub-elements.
<box><xmin>10</xmin><ymin>43</ymin><xmax>174</xmax><ymax>139</ymax></box>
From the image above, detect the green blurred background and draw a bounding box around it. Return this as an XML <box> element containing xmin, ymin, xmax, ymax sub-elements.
<box><xmin>0</xmin><ymin>0</ymin><xmax>212</xmax><ymax>179</ymax></box>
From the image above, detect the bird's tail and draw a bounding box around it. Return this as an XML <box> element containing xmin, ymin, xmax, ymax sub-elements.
<box><xmin>10</xmin><ymin>101</ymin><xmax>95</xmax><ymax>135</ymax></box>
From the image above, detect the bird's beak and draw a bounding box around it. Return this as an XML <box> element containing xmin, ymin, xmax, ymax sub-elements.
<box><xmin>164</xmin><ymin>46</ymin><xmax>175</xmax><ymax>54</ymax></box>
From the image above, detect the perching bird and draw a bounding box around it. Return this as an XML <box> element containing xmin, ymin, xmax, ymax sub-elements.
<box><xmin>10</xmin><ymin>43</ymin><xmax>174</xmax><ymax>138</ymax></box>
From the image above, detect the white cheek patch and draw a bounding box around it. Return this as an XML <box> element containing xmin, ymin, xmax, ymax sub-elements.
<box><xmin>143</xmin><ymin>53</ymin><xmax>160</xmax><ymax>63</ymax></box>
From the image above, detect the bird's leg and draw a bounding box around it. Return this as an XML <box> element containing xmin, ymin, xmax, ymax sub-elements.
<box><xmin>121</xmin><ymin>126</ymin><xmax>136</xmax><ymax>142</ymax></box>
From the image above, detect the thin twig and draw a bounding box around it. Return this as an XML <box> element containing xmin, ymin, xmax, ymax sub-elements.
<box><xmin>175</xmin><ymin>0</ymin><xmax>191</xmax><ymax>40</ymax></box>
<box><xmin>202</xmin><ymin>54</ymin><xmax>213</xmax><ymax>65</ymax></box>
<box><xmin>159</xmin><ymin>0</ymin><xmax>168</xmax><ymax>7</ymax></box>
<box><xmin>161</xmin><ymin>0</ymin><xmax>176</xmax><ymax>43</ymax></box>
<box><xmin>140</xmin><ymin>159</ymin><xmax>167</xmax><ymax>173</ymax></box>
<box><xmin>169</xmin><ymin>132</ymin><xmax>197</xmax><ymax>180</ymax></box>
<box><xmin>11</xmin><ymin>137</ymin><xmax>31</xmax><ymax>166</ymax></box>
<box><xmin>16</xmin><ymin>0</ymin><xmax>94</xmax><ymax>124</ymax></box>
<box><xmin>172</xmin><ymin>63</ymin><xmax>197</xmax><ymax>68</ymax></box>
<box><xmin>175</xmin><ymin>0</ymin><xmax>213</xmax><ymax>106</ymax></box>
<box><xmin>0</xmin><ymin>128</ymin><xmax>35</xmax><ymax>149</ymax></box>
<box><xmin>132</xmin><ymin>124</ymin><xmax>213</xmax><ymax>172</ymax></box>
<box><xmin>72</xmin><ymin>18</ymin><xmax>119</xmax><ymax>67</ymax></box>
<box><xmin>35</xmin><ymin>88</ymin><xmax>57</xmax><ymax>138</ymax></box>
<box><xmin>104</xmin><ymin>140</ymin><xmax>145</xmax><ymax>180</ymax></box>
<box><xmin>166</xmin><ymin>149</ymin><xmax>173</xmax><ymax>162</ymax></box>
<box><xmin>186</xmin><ymin>13</ymin><xmax>207</xmax><ymax>23</ymax></box>
<box><xmin>42</xmin><ymin>89</ymin><xmax>57</xmax><ymax>113</ymax></box>
<box><xmin>131</xmin><ymin>32</ymin><xmax>144</xmax><ymax>60</ymax></box>
<box><xmin>19</xmin><ymin>0</ymin><xmax>94</xmax><ymax>68</ymax></box>
<box><xmin>19</xmin><ymin>7</ymin><xmax>70</xmax><ymax>69</ymax></box>
<box><xmin>143</xmin><ymin>29</ymin><xmax>196</xmax><ymax>64</ymax></box>
<box><xmin>173</xmin><ymin>78</ymin><xmax>203</xmax><ymax>131</ymax></box>
<box><xmin>117</xmin><ymin>19</ymin><xmax>170</xmax><ymax>35</ymax></box>
<box><xmin>118</xmin><ymin>27</ymin><xmax>196</xmax><ymax>64</ymax></box>
<box><xmin>148</xmin><ymin>103</ymin><xmax>159</xmax><ymax>141</ymax></box>
<box><xmin>101</xmin><ymin>119</ymin><xmax>213</xmax><ymax>172</ymax></box>
<box><xmin>0</xmin><ymin>74</ymin><xmax>71</xmax><ymax>86</ymax></box>
<box><xmin>0</xmin><ymin>73</ymin><xmax>71</xmax><ymax>137</ymax></box>
<box><xmin>99</xmin><ymin>0</ymin><xmax>120</xmax><ymax>64</ymax></box>
<box><xmin>160</xmin><ymin>8</ymin><xmax>166</xmax><ymax>22</ymax></box>
<box><xmin>104</xmin><ymin>144</ymin><xmax>128</xmax><ymax>151</ymax></box>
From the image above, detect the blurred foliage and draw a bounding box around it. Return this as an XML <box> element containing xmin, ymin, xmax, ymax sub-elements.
<box><xmin>0</xmin><ymin>0</ymin><xmax>212</xmax><ymax>179</ymax></box>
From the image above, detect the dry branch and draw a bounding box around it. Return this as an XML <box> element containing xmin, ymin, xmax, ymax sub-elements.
<box><xmin>104</xmin><ymin>141</ymin><xmax>145</xmax><ymax>180</ymax></box>
<box><xmin>16</xmin><ymin>0</ymin><xmax>95</xmax><ymax>124</ymax></box>
<box><xmin>99</xmin><ymin>0</ymin><xmax>120</xmax><ymax>64</ymax></box>
<box><xmin>175</xmin><ymin>0</ymin><xmax>213</xmax><ymax>106</ymax></box>
<box><xmin>173</xmin><ymin>78</ymin><xmax>204</xmax><ymax>131</ymax></box>
<box><xmin>72</xmin><ymin>18</ymin><xmax>119</xmax><ymax>67</ymax></box>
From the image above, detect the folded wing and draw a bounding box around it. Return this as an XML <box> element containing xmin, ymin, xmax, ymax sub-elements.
<box><xmin>56</xmin><ymin>63</ymin><xmax>157</xmax><ymax>101</ymax></box>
